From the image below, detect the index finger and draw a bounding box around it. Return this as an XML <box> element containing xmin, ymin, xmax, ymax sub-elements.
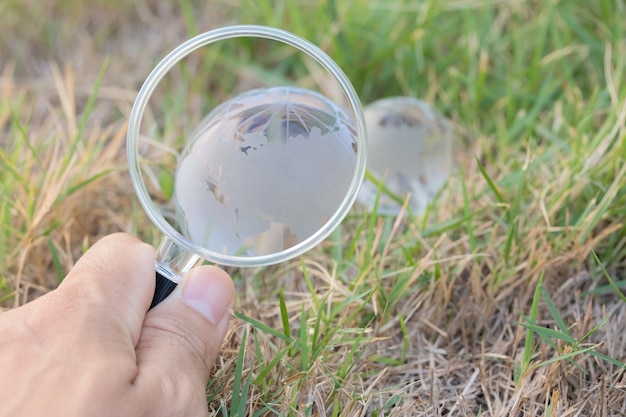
<box><xmin>58</xmin><ymin>233</ymin><xmax>156</xmax><ymax>347</ymax></box>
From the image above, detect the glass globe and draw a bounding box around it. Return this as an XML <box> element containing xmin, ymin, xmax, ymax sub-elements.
<box><xmin>357</xmin><ymin>97</ymin><xmax>453</xmax><ymax>215</ymax></box>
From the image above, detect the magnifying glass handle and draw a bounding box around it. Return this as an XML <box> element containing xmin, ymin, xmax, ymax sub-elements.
<box><xmin>149</xmin><ymin>272</ymin><xmax>178</xmax><ymax>309</ymax></box>
<box><xmin>148</xmin><ymin>238</ymin><xmax>201</xmax><ymax>309</ymax></box>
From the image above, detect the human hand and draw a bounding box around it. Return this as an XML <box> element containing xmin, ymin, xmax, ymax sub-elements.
<box><xmin>0</xmin><ymin>233</ymin><xmax>234</xmax><ymax>417</ymax></box>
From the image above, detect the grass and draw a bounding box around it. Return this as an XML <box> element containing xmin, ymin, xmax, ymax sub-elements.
<box><xmin>1</xmin><ymin>0</ymin><xmax>626</xmax><ymax>415</ymax></box>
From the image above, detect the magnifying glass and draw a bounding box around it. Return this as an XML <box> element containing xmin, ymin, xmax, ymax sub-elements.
<box><xmin>127</xmin><ymin>26</ymin><xmax>367</xmax><ymax>308</ymax></box>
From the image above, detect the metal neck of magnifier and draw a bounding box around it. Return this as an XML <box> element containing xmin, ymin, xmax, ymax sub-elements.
<box><xmin>150</xmin><ymin>238</ymin><xmax>199</xmax><ymax>309</ymax></box>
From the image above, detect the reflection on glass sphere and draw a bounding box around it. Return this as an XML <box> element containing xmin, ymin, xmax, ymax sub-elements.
<box><xmin>357</xmin><ymin>97</ymin><xmax>453</xmax><ymax>215</ymax></box>
<box><xmin>175</xmin><ymin>87</ymin><xmax>358</xmax><ymax>256</ymax></box>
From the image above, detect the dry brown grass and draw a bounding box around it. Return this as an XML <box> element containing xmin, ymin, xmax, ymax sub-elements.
<box><xmin>2</xmin><ymin>0</ymin><xmax>626</xmax><ymax>416</ymax></box>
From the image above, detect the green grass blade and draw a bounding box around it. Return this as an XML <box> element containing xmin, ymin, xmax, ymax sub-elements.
<box><xmin>278</xmin><ymin>288</ymin><xmax>291</xmax><ymax>340</ymax></box>
<box><xmin>540</xmin><ymin>285</ymin><xmax>570</xmax><ymax>336</ymax></box>
<box><xmin>475</xmin><ymin>155</ymin><xmax>504</xmax><ymax>204</ymax></box>
<box><xmin>592</xmin><ymin>251</ymin><xmax>626</xmax><ymax>303</ymax></box>
<box><xmin>518</xmin><ymin>273</ymin><xmax>544</xmax><ymax>382</ymax></box>
<box><xmin>233</xmin><ymin>311</ymin><xmax>293</xmax><ymax>343</ymax></box>
<box><xmin>231</xmin><ymin>328</ymin><xmax>248</xmax><ymax>416</ymax></box>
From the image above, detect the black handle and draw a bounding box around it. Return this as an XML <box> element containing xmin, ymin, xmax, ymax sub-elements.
<box><xmin>149</xmin><ymin>271</ymin><xmax>178</xmax><ymax>309</ymax></box>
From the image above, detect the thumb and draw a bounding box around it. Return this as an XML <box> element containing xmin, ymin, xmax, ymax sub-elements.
<box><xmin>133</xmin><ymin>266</ymin><xmax>234</xmax><ymax>413</ymax></box>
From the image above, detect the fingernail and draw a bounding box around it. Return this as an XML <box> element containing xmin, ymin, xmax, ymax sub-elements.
<box><xmin>182</xmin><ymin>267</ymin><xmax>234</xmax><ymax>326</ymax></box>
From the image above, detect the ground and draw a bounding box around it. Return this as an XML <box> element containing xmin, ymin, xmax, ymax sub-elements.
<box><xmin>1</xmin><ymin>0</ymin><xmax>625</xmax><ymax>416</ymax></box>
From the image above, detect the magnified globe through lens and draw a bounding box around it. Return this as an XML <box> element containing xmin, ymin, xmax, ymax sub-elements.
<box><xmin>127</xmin><ymin>26</ymin><xmax>367</xmax><ymax>307</ymax></box>
<box><xmin>176</xmin><ymin>86</ymin><xmax>358</xmax><ymax>257</ymax></box>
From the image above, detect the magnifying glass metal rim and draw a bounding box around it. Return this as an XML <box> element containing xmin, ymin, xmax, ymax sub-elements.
<box><xmin>127</xmin><ymin>25</ymin><xmax>367</xmax><ymax>267</ymax></box>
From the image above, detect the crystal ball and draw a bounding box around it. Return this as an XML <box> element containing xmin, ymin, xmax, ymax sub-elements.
<box><xmin>357</xmin><ymin>97</ymin><xmax>453</xmax><ymax>215</ymax></box>
<box><xmin>174</xmin><ymin>87</ymin><xmax>358</xmax><ymax>257</ymax></box>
